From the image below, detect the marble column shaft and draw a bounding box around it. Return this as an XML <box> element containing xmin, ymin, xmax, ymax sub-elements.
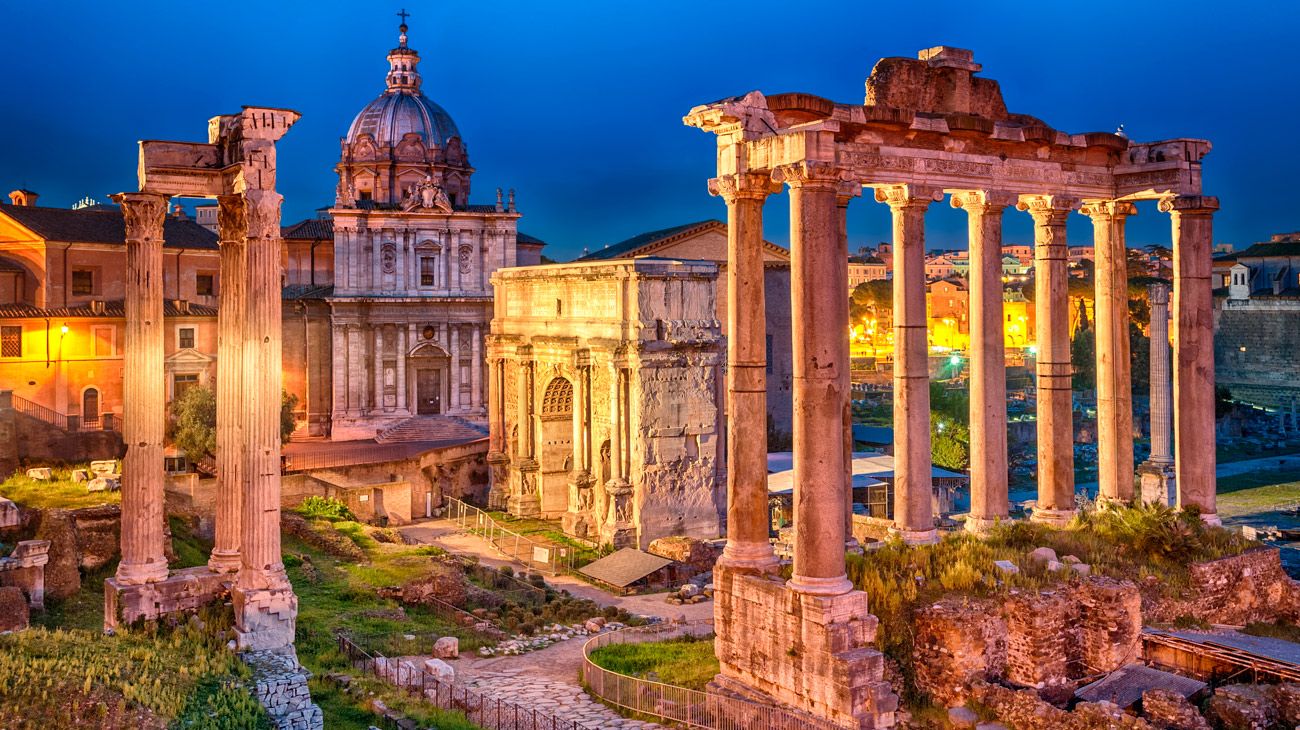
<box><xmin>837</xmin><ymin>184</ymin><xmax>861</xmax><ymax>550</ymax></box>
<box><xmin>1162</xmin><ymin>195</ymin><xmax>1220</xmax><ymax>523</ymax></box>
<box><xmin>238</xmin><ymin>189</ymin><xmax>289</xmax><ymax>591</ymax></box>
<box><xmin>780</xmin><ymin>162</ymin><xmax>852</xmax><ymax>595</ymax></box>
<box><xmin>1022</xmin><ymin>195</ymin><xmax>1078</xmax><ymax>522</ymax></box>
<box><xmin>1148</xmin><ymin>283</ymin><xmax>1173</xmax><ymax>465</ymax></box>
<box><xmin>210</xmin><ymin>194</ymin><xmax>247</xmax><ymax>573</ymax></box>
<box><xmin>450</xmin><ymin>326</ymin><xmax>461</xmax><ymax>411</ymax></box>
<box><xmin>879</xmin><ymin>184</ymin><xmax>941</xmax><ymax>544</ymax></box>
<box><xmin>1084</xmin><ymin>202</ymin><xmax>1137</xmax><ymax>503</ymax></box>
<box><xmin>471</xmin><ymin>325</ymin><xmax>483</xmax><ymax>410</ymax></box>
<box><xmin>113</xmin><ymin>192</ymin><xmax>171</xmax><ymax>585</ymax></box>
<box><xmin>710</xmin><ymin>172</ymin><xmax>779</xmax><ymax>571</ymax></box>
<box><xmin>954</xmin><ymin>191</ymin><xmax>1013</xmax><ymax>531</ymax></box>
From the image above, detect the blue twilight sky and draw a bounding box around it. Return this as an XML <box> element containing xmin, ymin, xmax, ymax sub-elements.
<box><xmin>1</xmin><ymin>1</ymin><xmax>1296</xmax><ymax>260</ymax></box>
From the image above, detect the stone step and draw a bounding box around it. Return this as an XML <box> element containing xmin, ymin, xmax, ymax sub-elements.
<box><xmin>375</xmin><ymin>416</ymin><xmax>487</xmax><ymax>444</ymax></box>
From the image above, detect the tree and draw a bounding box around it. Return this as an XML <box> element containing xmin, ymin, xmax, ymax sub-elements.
<box><xmin>169</xmin><ymin>385</ymin><xmax>299</xmax><ymax>461</ymax></box>
<box><xmin>930</xmin><ymin>412</ymin><xmax>970</xmax><ymax>471</ymax></box>
<box><xmin>1071</xmin><ymin>326</ymin><xmax>1096</xmax><ymax>391</ymax></box>
<box><xmin>850</xmin><ymin>279</ymin><xmax>892</xmax><ymax>322</ymax></box>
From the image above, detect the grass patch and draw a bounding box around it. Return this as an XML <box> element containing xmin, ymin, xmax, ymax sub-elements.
<box><xmin>169</xmin><ymin>516</ymin><xmax>210</xmax><ymax>569</ymax></box>
<box><xmin>1242</xmin><ymin>620</ymin><xmax>1300</xmax><ymax>643</ymax></box>
<box><xmin>587</xmin><ymin>634</ymin><xmax>719</xmax><ymax>691</ymax></box>
<box><xmin>0</xmin><ymin>610</ymin><xmax>268</xmax><ymax>729</ymax></box>
<box><xmin>0</xmin><ymin>468</ymin><xmax>120</xmax><ymax>510</ymax></box>
<box><xmin>481</xmin><ymin>511</ymin><xmax>610</xmax><ymax>565</ymax></box>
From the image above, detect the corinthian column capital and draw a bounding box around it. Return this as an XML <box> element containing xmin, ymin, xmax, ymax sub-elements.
<box><xmin>1158</xmin><ymin>194</ymin><xmax>1219</xmax><ymax>216</ymax></box>
<box><xmin>111</xmin><ymin>192</ymin><xmax>169</xmax><ymax>243</ymax></box>
<box><xmin>1079</xmin><ymin>200</ymin><xmax>1138</xmax><ymax>221</ymax></box>
<box><xmin>243</xmin><ymin>189</ymin><xmax>284</xmax><ymax>240</ymax></box>
<box><xmin>950</xmin><ymin>189</ymin><xmax>1017</xmax><ymax>214</ymax></box>
<box><xmin>217</xmin><ymin>194</ymin><xmax>248</xmax><ymax>245</ymax></box>
<box><xmin>873</xmin><ymin>183</ymin><xmax>944</xmax><ymax>210</ymax></box>
<box><xmin>707</xmin><ymin>172</ymin><xmax>780</xmax><ymax>202</ymax></box>
<box><xmin>771</xmin><ymin>160</ymin><xmax>846</xmax><ymax>189</ymax></box>
<box><xmin>1017</xmin><ymin>194</ymin><xmax>1081</xmax><ymax>225</ymax></box>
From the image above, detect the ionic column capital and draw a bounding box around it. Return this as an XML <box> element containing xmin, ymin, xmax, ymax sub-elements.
<box><xmin>1158</xmin><ymin>194</ymin><xmax>1219</xmax><ymax>216</ymax></box>
<box><xmin>1017</xmin><ymin>194</ymin><xmax>1081</xmax><ymax>225</ymax></box>
<box><xmin>111</xmin><ymin>192</ymin><xmax>169</xmax><ymax>242</ymax></box>
<box><xmin>708</xmin><ymin>172</ymin><xmax>781</xmax><ymax>202</ymax></box>
<box><xmin>1079</xmin><ymin>200</ymin><xmax>1138</xmax><ymax>221</ymax></box>
<box><xmin>873</xmin><ymin>183</ymin><xmax>944</xmax><ymax>210</ymax></box>
<box><xmin>950</xmin><ymin>189</ymin><xmax>1017</xmax><ymax>214</ymax></box>
<box><xmin>771</xmin><ymin>160</ymin><xmax>846</xmax><ymax>190</ymax></box>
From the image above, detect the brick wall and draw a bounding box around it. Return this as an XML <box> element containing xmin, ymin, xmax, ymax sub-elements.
<box><xmin>1143</xmin><ymin>548</ymin><xmax>1300</xmax><ymax>625</ymax></box>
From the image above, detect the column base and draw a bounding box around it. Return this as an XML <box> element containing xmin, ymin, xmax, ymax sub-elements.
<box><xmin>507</xmin><ymin>460</ymin><xmax>541</xmax><ymax>517</ymax></box>
<box><xmin>1137</xmin><ymin>462</ymin><xmax>1176</xmax><ymax>507</ymax></box>
<box><xmin>787</xmin><ymin>573</ymin><xmax>854</xmax><ymax>596</ymax></box>
<box><xmin>207</xmin><ymin>549</ymin><xmax>241</xmax><ymax>574</ymax></box>
<box><xmin>599</xmin><ymin>522</ymin><xmax>638</xmax><ymax>550</ymax></box>
<box><xmin>104</xmin><ymin>566</ymin><xmax>231</xmax><ymax>634</ymax></box>
<box><xmin>718</xmin><ymin>541</ymin><xmax>781</xmax><ymax>573</ymax></box>
<box><xmin>486</xmin><ymin>452</ymin><xmax>510</xmax><ymax>511</ymax></box>
<box><xmin>114</xmin><ymin>559</ymin><xmax>171</xmax><ymax>586</ymax></box>
<box><xmin>233</xmin><ymin>584</ymin><xmax>299</xmax><ymax>652</ymax></box>
<box><xmin>889</xmin><ymin>527</ymin><xmax>939</xmax><ymax>546</ymax></box>
<box><xmin>964</xmin><ymin>515</ymin><xmax>1010</xmax><ymax>535</ymax></box>
<box><xmin>1030</xmin><ymin>507</ymin><xmax>1077</xmax><ymax>527</ymax></box>
<box><xmin>1199</xmin><ymin>512</ymin><xmax>1222</xmax><ymax>527</ymax></box>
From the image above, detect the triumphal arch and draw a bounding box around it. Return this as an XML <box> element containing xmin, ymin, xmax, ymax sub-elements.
<box><xmin>104</xmin><ymin>107</ymin><xmax>305</xmax><ymax>656</ymax></box>
<box><xmin>686</xmin><ymin>46</ymin><xmax>1216</xmax><ymax>728</ymax></box>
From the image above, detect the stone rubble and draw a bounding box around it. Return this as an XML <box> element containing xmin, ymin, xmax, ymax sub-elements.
<box><xmin>243</xmin><ymin>649</ymin><xmax>323</xmax><ymax>730</ymax></box>
<box><xmin>475</xmin><ymin>619</ymin><xmax>629</xmax><ymax>657</ymax></box>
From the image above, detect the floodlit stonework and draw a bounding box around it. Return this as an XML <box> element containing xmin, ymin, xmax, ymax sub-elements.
<box><xmin>685</xmin><ymin>44</ymin><xmax>1216</xmax><ymax>729</ymax></box>
<box><xmin>487</xmin><ymin>258</ymin><xmax>725</xmax><ymax>549</ymax></box>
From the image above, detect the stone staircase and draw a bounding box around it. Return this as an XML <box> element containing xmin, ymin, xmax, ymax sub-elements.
<box><xmin>375</xmin><ymin>415</ymin><xmax>488</xmax><ymax>444</ymax></box>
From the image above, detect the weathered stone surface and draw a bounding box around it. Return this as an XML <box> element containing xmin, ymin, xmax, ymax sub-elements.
<box><xmin>400</xmin><ymin>564</ymin><xmax>469</xmax><ymax>608</ymax></box>
<box><xmin>914</xmin><ymin>597</ymin><xmax>1006</xmax><ymax>704</ymax></box>
<box><xmin>243</xmin><ymin>649</ymin><xmax>323</xmax><ymax>730</ymax></box>
<box><xmin>993</xmin><ymin>560</ymin><xmax>1019</xmax><ymax>575</ymax></box>
<box><xmin>971</xmin><ymin>680</ymin><xmax>1154</xmax><ymax>730</ymax></box>
<box><xmin>1144</xmin><ymin>548</ymin><xmax>1300</xmax><ymax>625</ymax></box>
<box><xmin>948</xmin><ymin>705</ymin><xmax>979</xmax><ymax>728</ymax></box>
<box><xmin>25</xmin><ymin>468</ymin><xmax>51</xmax><ymax>480</ymax></box>
<box><xmin>0</xmin><ymin>586</ymin><xmax>29</xmax><ymax>632</ymax></box>
<box><xmin>70</xmin><ymin>469</ymin><xmax>90</xmax><ymax>483</ymax></box>
<box><xmin>423</xmin><ymin>658</ymin><xmax>455</xmax><ymax>684</ymax></box>
<box><xmin>86</xmin><ymin>476</ymin><xmax>119</xmax><ymax>492</ymax></box>
<box><xmin>432</xmin><ymin>636</ymin><xmax>458</xmax><ymax>659</ymax></box>
<box><xmin>0</xmin><ymin>498</ymin><xmax>19</xmax><ymax>529</ymax></box>
<box><xmin>89</xmin><ymin>460</ymin><xmax>117</xmax><ymax>477</ymax></box>
<box><xmin>1203</xmin><ymin>684</ymin><xmax>1276</xmax><ymax>730</ymax></box>
<box><xmin>71</xmin><ymin>505</ymin><xmax>122</xmax><ymax>571</ymax></box>
<box><xmin>647</xmin><ymin>536</ymin><xmax>718</xmax><ymax>574</ymax></box>
<box><xmin>1263</xmin><ymin>683</ymin><xmax>1300</xmax><ymax>727</ymax></box>
<box><xmin>1141</xmin><ymin>688</ymin><xmax>1210</xmax><ymax>730</ymax></box>
<box><xmin>103</xmin><ymin>566</ymin><xmax>229</xmax><ymax>632</ymax></box>
<box><xmin>1027</xmin><ymin>547</ymin><xmax>1058</xmax><ymax>566</ymax></box>
<box><xmin>34</xmin><ymin>510</ymin><xmax>80</xmax><ymax>600</ymax></box>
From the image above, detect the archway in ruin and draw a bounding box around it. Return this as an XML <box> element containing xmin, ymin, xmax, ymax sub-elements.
<box><xmin>538</xmin><ymin>376</ymin><xmax>573</xmax><ymax>516</ymax></box>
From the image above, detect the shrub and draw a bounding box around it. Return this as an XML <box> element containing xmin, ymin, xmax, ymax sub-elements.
<box><xmin>296</xmin><ymin>496</ymin><xmax>355</xmax><ymax>523</ymax></box>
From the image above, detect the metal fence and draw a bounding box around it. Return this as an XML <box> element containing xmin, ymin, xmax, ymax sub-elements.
<box><xmin>11</xmin><ymin>393</ymin><xmax>115</xmax><ymax>432</ymax></box>
<box><xmin>581</xmin><ymin>621</ymin><xmax>855</xmax><ymax>730</ymax></box>
<box><xmin>337</xmin><ymin>634</ymin><xmax>589</xmax><ymax>730</ymax></box>
<box><xmin>444</xmin><ymin>497</ymin><xmax>582</xmax><ymax>575</ymax></box>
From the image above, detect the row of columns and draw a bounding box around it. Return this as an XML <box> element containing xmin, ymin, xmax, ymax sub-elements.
<box><xmin>114</xmin><ymin>188</ymin><xmax>290</xmax><ymax>592</ymax></box>
<box><xmin>713</xmin><ymin>164</ymin><xmax>1221</xmax><ymax>595</ymax></box>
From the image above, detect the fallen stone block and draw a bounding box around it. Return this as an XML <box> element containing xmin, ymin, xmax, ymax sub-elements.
<box><xmin>1027</xmin><ymin>547</ymin><xmax>1057</xmax><ymax>565</ymax></box>
<box><xmin>25</xmin><ymin>468</ymin><xmax>52</xmax><ymax>481</ymax></box>
<box><xmin>0</xmin><ymin>498</ymin><xmax>19</xmax><ymax>529</ymax></box>
<box><xmin>993</xmin><ymin>560</ymin><xmax>1019</xmax><ymax>574</ymax></box>
<box><xmin>1061</xmin><ymin>554</ymin><xmax>1081</xmax><ymax>565</ymax></box>
<box><xmin>423</xmin><ymin>658</ymin><xmax>455</xmax><ymax>685</ymax></box>
<box><xmin>433</xmin><ymin>636</ymin><xmax>458</xmax><ymax>659</ymax></box>
<box><xmin>1046</xmin><ymin>559</ymin><xmax>1065</xmax><ymax>572</ymax></box>
<box><xmin>87</xmin><ymin>476</ymin><xmax>120</xmax><ymax>493</ymax></box>
<box><xmin>70</xmin><ymin>469</ymin><xmax>91</xmax><ymax>483</ymax></box>
<box><xmin>948</xmin><ymin>705</ymin><xmax>978</xmax><ymax>729</ymax></box>
<box><xmin>89</xmin><ymin>460</ymin><xmax>117</xmax><ymax>477</ymax></box>
<box><xmin>680</xmin><ymin>583</ymin><xmax>701</xmax><ymax>598</ymax></box>
<box><xmin>0</xmin><ymin>587</ymin><xmax>29</xmax><ymax>632</ymax></box>
<box><xmin>1071</xmin><ymin>563</ymin><xmax>1092</xmax><ymax>577</ymax></box>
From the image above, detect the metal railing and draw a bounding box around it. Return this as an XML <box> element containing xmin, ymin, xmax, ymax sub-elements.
<box><xmin>10</xmin><ymin>394</ymin><xmax>115</xmax><ymax>432</ymax></box>
<box><xmin>581</xmin><ymin>621</ymin><xmax>855</xmax><ymax>730</ymax></box>
<box><xmin>444</xmin><ymin>497</ymin><xmax>584</xmax><ymax>575</ymax></box>
<box><xmin>337</xmin><ymin>634</ymin><xmax>588</xmax><ymax>730</ymax></box>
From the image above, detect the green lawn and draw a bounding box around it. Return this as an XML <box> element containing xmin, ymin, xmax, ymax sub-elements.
<box><xmin>587</xmin><ymin>634</ymin><xmax>720</xmax><ymax>691</ymax></box>
<box><xmin>0</xmin><ymin>468</ymin><xmax>120</xmax><ymax>510</ymax></box>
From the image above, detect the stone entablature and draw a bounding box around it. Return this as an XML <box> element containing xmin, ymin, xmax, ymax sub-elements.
<box><xmin>487</xmin><ymin>258</ymin><xmax>724</xmax><ymax>549</ymax></box>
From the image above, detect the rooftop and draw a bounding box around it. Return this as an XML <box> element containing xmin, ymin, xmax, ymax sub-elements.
<box><xmin>0</xmin><ymin>204</ymin><xmax>218</xmax><ymax>250</ymax></box>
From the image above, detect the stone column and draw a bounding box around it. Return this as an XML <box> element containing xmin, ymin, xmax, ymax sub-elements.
<box><xmin>470</xmin><ymin>324</ymin><xmax>483</xmax><ymax>411</ymax></box>
<box><xmin>1161</xmin><ymin>195</ymin><xmax>1220</xmax><ymax>524</ymax></box>
<box><xmin>1082</xmin><ymin>201</ymin><xmax>1137</xmax><ymax>505</ymax></box>
<box><xmin>953</xmin><ymin>191</ymin><xmax>1015</xmax><ymax>533</ymax></box>
<box><xmin>372</xmin><ymin>325</ymin><xmax>385</xmax><ymax>412</ymax></box>
<box><xmin>1139</xmin><ymin>282</ymin><xmax>1175</xmax><ymax>504</ymax></box>
<box><xmin>112</xmin><ymin>192</ymin><xmax>170</xmax><ymax>585</ymax></box>
<box><xmin>776</xmin><ymin>161</ymin><xmax>852</xmax><ymax>595</ymax></box>
<box><xmin>601</xmin><ymin>363</ymin><xmax>635</xmax><ymax>548</ymax></box>
<box><xmin>837</xmin><ymin>182</ymin><xmax>862</xmax><ymax>552</ymax></box>
<box><xmin>708</xmin><ymin>172</ymin><xmax>780</xmax><ymax>572</ymax></box>
<box><xmin>877</xmin><ymin>183</ymin><xmax>943</xmax><ymax>545</ymax></box>
<box><xmin>1020</xmin><ymin>195</ymin><xmax>1079</xmax><ymax>525</ymax></box>
<box><xmin>449</xmin><ymin>325</ymin><xmax>462</xmax><ymax>412</ymax></box>
<box><xmin>509</xmin><ymin>353</ymin><xmax>540</xmax><ymax>516</ymax></box>
<box><xmin>234</xmin><ymin>188</ymin><xmax>295</xmax><ymax>650</ymax></box>
<box><xmin>396</xmin><ymin>326</ymin><xmax>407</xmax><ymax>413</ymax></box>
<box><xmin>209</xmin><ymin>194</ymin><xmax>246</xmax><ymax>573</ymax></box>
<box><xmin>486</xmin><ymin>353</ymin><xmax>510</xmax><ymax>510</ymax></box>
<box><xmin>564</xmin><ymin>352</ymin><xmax>596</xmax><ymax>537</ymax></box>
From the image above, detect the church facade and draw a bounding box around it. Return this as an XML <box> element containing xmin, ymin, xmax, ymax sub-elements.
<box><xmin>283</xmin><ymin>21</ymin><xmax>543</xmax><ymax>441</ymax></box>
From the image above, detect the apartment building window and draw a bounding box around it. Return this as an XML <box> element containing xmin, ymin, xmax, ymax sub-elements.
<box><xmin>196</xmin><ymin>273</ymin><xmax>215</xmax><ymax>296</ymax></box>
<box><xmin>1</xmin><ymin>326</ymin><xmax>20</xmax><ymax>357</ymax></box>
<box><xmin>178</xmin><ymin>327</ymin><xmax>195</xmax><ymax>349</ymax></box>
<box><xmin>173</xmin><ymin>373</ymin><xmax>199</xmax><ymax>400</ymax></box>
<box><xmin>420</xmin><ymin>256</ymin><xmax>437</xmax><ymax>287</ymax></box>
<box><xmin>71</xmin><ymin>269</ymin><xmax>94</xmax><ymax>296</ymax></box>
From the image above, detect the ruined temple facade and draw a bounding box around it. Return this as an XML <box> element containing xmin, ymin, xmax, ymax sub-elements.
<box><xmin>686</xmin><ymin>46</ymin><xmax>1217</xmax><ymax>729</ymax></box>
<box><xmin>486</xmin><ymin>259</ymin><xmax>725</xmax><ymax>549</ymax></box>
<box><xmin>323</xmin><ymin>20</ymin><xmax>541</xmax><ymax>440</ymax></box>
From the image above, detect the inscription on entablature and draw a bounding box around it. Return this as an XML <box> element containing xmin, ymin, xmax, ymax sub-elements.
<box><xmin>1114</xmin><ymin>169</ymin><xmax>1185</xmax><ymax>188</ymax></box>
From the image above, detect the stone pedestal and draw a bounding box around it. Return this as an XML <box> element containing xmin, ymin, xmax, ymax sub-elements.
<box><xmin>233</xmin><ymin>585</ymin><xmax>299</xmax><ymax>651</ymax></box>
<box><xmin>508</xmin><ymin>459</ymin><xmax>541</xmax><ymax>517</ymax></box>
<box><xmin>486</xmin><ymin>451</ymin><xmax>510</xmax><ymax>510</ymax></box>
<box><xmin>712</xmin><ymin>565</ymin><xmax>898</xmax><ymax>729</ymax></box>
<box><xmin>562</xmin><ymin>470</ymin><xmax>596</xmax><ymax>539</ymax></box>
<box><xmin>1138</xmin><ymin>463</ymin><xmax>1176</xmax><ymax>507</ymax></box>
<box><xmin>599</xmin><ymin>478</ymin><xmax>637</xmax><ymax>549</ymax></box>
<box><xmin>104</xmin><ymin>566</ymin><xmax>231</xmax><ymax>633</ymax></box>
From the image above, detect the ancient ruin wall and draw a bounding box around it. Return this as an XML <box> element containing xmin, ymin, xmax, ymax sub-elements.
<box><xmin>1143</xmin><ymin>547</ymin><xmax>1300</xmax><ymax>625</ymax></box>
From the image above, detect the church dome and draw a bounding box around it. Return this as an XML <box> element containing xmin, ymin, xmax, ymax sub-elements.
<box><xmin>346</xmin><ymin>90</ymin><xmax>460</xmax><ymax>148</ymax></box>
